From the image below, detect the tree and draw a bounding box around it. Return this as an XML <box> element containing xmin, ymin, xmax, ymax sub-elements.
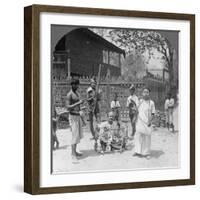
<box><xmin>108</xmin><ymin>29</ymin><xmax>175</xmax><ymax>84</ymax></box>
<box><xmin>121</xmin><ymin>51</ymin><xmax>146</xmax><ymax>80</ymax></box>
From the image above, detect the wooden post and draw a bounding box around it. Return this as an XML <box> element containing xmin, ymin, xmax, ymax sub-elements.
<box><xmin>106</xmin><ymin>80</ymin><xmax>111</xmax><ymax>113</ymax></box>
<box><xmin>108</xmin><ymin>51</ymin><xmax>110</xmax><ymax>64</ymax></box>
<box><xmin>163</xmin><ymin>69</ymin><xmax>165</xmax><ymax>82</ymax></box>
<box><xmin>67</xmin><ymin>49</ymin><xmax>71</xmax><ymax>79</ymax></box>
<box><xmin>118</xmin><ymin>53</ymin><xmax>121</xmax><ymax>75</ymax></box>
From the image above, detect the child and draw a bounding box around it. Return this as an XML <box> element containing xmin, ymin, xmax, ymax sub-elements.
<box><xmin>126</xmin><ymin>84</ymin><xmax>139</xmax><ymax>139</ymax></box>
<box><xmin>110</xmin><ymin>93</ymin><xmax>121</xmax><ymax>122</ymax></box>
<box><xmin>52</xmin><ymin>106</ymin><xmax>59</xmax><ymax>150</ymax></box>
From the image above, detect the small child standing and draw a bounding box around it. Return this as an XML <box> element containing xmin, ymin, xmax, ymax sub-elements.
<box><xmin>126</xmin><ymin>85</ymin><xmax>139</xmax><ymax>139</ymax></box>
<box><xmin>110</xmin><ymin>93</ymin><xmax>121</xmax><ymax>122</ymax></box>
<box><xmin>164</xmin><ymin>93</ymin><xmax>175</xmax><ymax>132</ymax></box>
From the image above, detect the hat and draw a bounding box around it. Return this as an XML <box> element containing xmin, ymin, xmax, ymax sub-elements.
<box><xmin>70</xmin><ymin>78</ymin><xmax>80</xmax><ymax>85</ymax></box>
<box><xmin>87</xmin><ymin>87</ymin><xmax>93</xmax><ymax>93</ymax></box>
<box><xmin>143</xmin><ymin>86</ymin><xmax>151</xmax><ymax>92</ymax></box>
<box><xmin>90</xmin><ymin>78</ymin><xmax>96</xmax><ymax>84</ymax></box>
<box><xmin>129</xmin><ymin>84</ymin><xmax>135</xmax><ymax>91</ymax></box>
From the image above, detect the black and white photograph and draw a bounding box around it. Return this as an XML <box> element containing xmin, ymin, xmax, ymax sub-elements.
<box><xmin>51</xmin><ymin>25</ymin><xmax>179</xmax><ymax>174</ymax></box>
<box><xmin>23</xmin><ymin>4</ymin><xmax>195</xmax><ymax>194</ymax></box>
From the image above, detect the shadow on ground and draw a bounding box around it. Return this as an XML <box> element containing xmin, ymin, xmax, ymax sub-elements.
<box><xmin>79</xmin><ymin>149</ymin><xmax>100</xmax><ymax>159</ymax></box>
<box><xmin>57</xmin><ymin>145</ymin><xmax>68</xmax><ymax>150</ymax></box>
<box><xmin>150</xmin><ymin>150</ymin><xmax>164</xmax><ymax>158</ymax></box>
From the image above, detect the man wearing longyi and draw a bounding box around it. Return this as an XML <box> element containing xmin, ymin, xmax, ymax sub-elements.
<box><xmin>66</xmin><ymin>78</ymin><xmax>84</xmax><ymax>162</ymax></box>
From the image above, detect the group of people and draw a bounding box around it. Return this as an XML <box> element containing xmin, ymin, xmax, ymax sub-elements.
<box><xmin>65</xmin><ymin>78</ymin><xmax>101</xmax><ymax>161</ymax></box>
<box><xmin>108</xmin><ymin>85</ymin><xmax>156</xmax><ymax>160</ymax></box>
<box><xmin>53</xmin><ymin>77</ymin><xmax>175</xmax><ymax>162</ymax></box>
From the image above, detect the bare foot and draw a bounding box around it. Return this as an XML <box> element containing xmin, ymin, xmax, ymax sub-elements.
<box><xmin>146</xmin><ymin>155</ymin><xmax>151</xmax><ymax>160</ymax></box>
<box><xmin>75</xmin><ymin>152</ymin><xmax>83</xmax><ymax>157</ymax></box>
<box><xmin>72</xmin><ymin>155</ymin><xmax>79</xmax><ymax>163</ymax></box>
<box><xmin>132</xmin><ymin>152</ymin><xmax>139</xmax><ymax>157</ymax></box>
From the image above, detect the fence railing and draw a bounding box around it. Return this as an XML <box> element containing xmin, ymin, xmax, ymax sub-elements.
<box><xmin>52</xmin><ymin>75</ymin><xmax>168</xmax><ymax>129</ymax></box>
<box><xmin>52</xmin><ymin>73</ymin><xmax>165</xmax><ymax>83</ymax></box>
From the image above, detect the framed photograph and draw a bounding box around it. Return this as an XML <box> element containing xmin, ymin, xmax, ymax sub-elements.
<box><xmin>24</xmin><ymin>4</ymin><xmax>195</xmax><ymax>194</ymax></box>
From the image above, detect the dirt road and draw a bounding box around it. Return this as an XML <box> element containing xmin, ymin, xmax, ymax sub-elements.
<box><xmin>52</xmin><ymin>108</ymin><xmax>179</xmax><ymax>174</ymax></box>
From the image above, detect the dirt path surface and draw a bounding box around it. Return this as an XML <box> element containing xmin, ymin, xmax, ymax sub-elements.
<box><xmin>53</xmin><ymin>108</ymin><xmax>179</xmax><ymax>174</ymax></box>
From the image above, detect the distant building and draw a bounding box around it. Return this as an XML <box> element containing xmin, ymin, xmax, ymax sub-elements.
<box><xmin>52</xmin><ymin>28</ymin><xmax>125</xmax><ymax>80</ymax></box>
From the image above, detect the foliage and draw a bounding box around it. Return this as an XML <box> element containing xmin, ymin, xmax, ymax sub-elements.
<box><xmin>91</xmin><ymin>28</ymin><xmax>176</xmax><ymax>85</ymax></box>
<box><xmin>108</xmin><ymin>29</ymin><xmax>173</xmax><ymax>69</ymax></box>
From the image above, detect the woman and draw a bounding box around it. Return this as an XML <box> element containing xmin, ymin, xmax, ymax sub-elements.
<box><xmin>133</xmin><ymin>87</ymin><xmax>155</xmax><ymax>159</ymax></box>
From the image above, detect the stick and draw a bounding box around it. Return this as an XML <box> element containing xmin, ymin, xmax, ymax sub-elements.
<box><xmin>93</xmin><ymin>64</ymin><xmax>102</xmax><ymax>113</ymax></box>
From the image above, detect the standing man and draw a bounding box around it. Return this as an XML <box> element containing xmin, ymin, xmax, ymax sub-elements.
<box><xmin>126</xmin><ymin>84</ymin><xmax>139</xmax><ymax>139</ymax></box>
<box><xmin>165</xmin><ymin>92</ymin><xmax>175</xmax><ymax>132</ymax></box>
<box><xmin>87</xmin><ymin>78</ymin><xmax>101</xmax><ymax>140</ymax></box>
<box><xmin>133</xmin><ymin>87</ymin><xmax>155</xmax><ymax>159</ymax></box>
<box><xmin>164</xmin><ymin>93</ymin><xmax>170</xmax><ymax>129</ymax></box>
<box><xmin>66</xmin><ymin>78</ymin><xmax>84</xmax><ymax>162</ymax></box>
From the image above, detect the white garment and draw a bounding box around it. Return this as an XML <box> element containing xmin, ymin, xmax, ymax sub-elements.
<box><xmin>134</xmin><ymin>99</ymin><xmax>155</xmax><ymax>156</ymax></box>
<box><xmin>165</xmin><ymin>98</ymin><xmax>174</xmax><ymax>124</ymax></box>
<box><xmin>164</xmin><ymin>99</ymin><xmax>169</xmax><ymax>110</ymax></box>
<box><xmin>126</xmin><ymin>95</ymin><xmax>139</xmax><ymax>107</ymax></box>
<box><xmin>164</xmin><ymin>98</ymin><xmax>174</xmax><ymax>110</ymax></box>
<box><xmin>69</xmin><ymin>114</ymin><xmax>83</xmax><ymax>145</ymax></box>
<box><xmin>168</xmin><ymin>98</ymin><xmax>175</xmax><ymax>107</ymax></box>
<box><xmin>111</xmin><ymin>100</ymin><xmax>120</xmax><ymax>109</ymax></box>
<box><xmin>137</xmin><ymin>99</ymin><xmax>155</xmax><ymax>126</ymax></box>
<box><xmin>87</xmin><ymin>86</ymin><xmax>94</xmax><ymax>94</ymax></box>
<box><xmin>134</xmin><ymin>133</ymin><xmax>151</xmax><ymax>156</ymax></box>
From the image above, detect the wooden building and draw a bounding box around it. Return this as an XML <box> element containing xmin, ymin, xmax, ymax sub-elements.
<box><xmin>52</xmin><ymin>28</ymin><xmax>125</xmax><ymax>79</ymax></box>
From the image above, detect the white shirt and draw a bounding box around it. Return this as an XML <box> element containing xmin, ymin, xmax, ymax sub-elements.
<box><xmin>87</xmin><ymin>86</ymin><xmax>95</xmax><ymax>95</ymax></box>
<box><xmin>111</xmin><ymin>100</ymin><xmax>121</xmax><ymax>109</ymax></box>
<box><xmin>165</xmin><ymin>98</ymin><xmax>174</xmax><ymax>110</ymax></box>
<box><xmin>138</xmin><ymin>99</ymin><xmax>155</xmax><ymax>124</ymax></box>
<box><xmin>168</xmin><ymin>98</ymin><xmax>175</xmax><ymax>107</ymax></box>
<box><xmin>127</xmin><ymin>95</ymin><xmax>139</xmax><ymax>107</ymax></box>
<box><xmin>164</xmin><ymin>99</ymin><xmax>169</xmax><ymax>110</ymax></box>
